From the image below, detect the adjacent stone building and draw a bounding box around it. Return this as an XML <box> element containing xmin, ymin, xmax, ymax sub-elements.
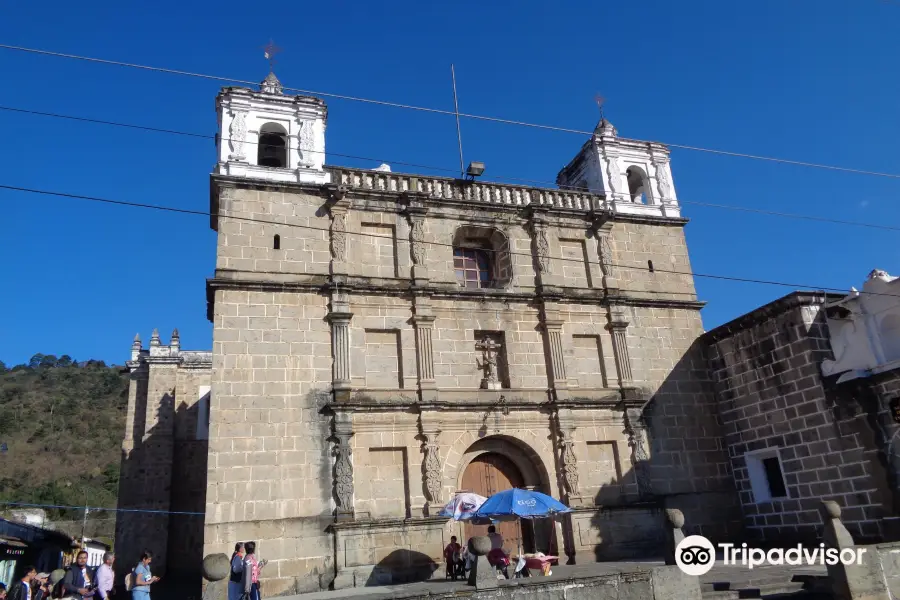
<box><xmin>116</xmin><ymin>71</ymin><xmax>743</xmax><ymax>593</ymax></box>
<box><xmin>701</xmin><ymin>270</ymin><xmax>900</xmax><ymax>547</ymax></box>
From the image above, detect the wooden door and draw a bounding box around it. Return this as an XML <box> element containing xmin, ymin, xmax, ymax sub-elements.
<box><xmin>460</xmin><ymin>453</ymin><xmax>533</xmax><ymax>553</ymax></box>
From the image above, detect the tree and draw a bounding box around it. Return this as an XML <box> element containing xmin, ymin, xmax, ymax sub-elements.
<box><xmin>28</xmin><ymin>354</ymin><xmax>45</xmax><ymax>369</ymax></box>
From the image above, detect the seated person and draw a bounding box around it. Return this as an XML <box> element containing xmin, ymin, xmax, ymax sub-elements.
<box><xmin>487</xmin><ymin>525</ymin><xmax>503</xmax><ymax>551</ymax></box>
<box><xmin>443</xmin><ymin>536</ymin><xmax>464</xmax><ymax>579</ymax></box>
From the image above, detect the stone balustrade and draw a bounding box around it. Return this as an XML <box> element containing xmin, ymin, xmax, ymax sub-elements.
<box><xmin>328</xmin><ymin>167</ymin><xmax>605</xmax><ymax>212</ymax></box>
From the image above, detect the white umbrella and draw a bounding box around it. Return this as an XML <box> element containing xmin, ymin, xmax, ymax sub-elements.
<box><xmin>438</xmin><ymin>492</ymin><xmax>488</xmax><ymax>521</ymax></box>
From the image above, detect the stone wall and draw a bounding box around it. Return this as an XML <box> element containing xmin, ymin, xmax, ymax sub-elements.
<box><xmin>115</xmin><ymin>338</ymin><xmax>211</xmax><ymax>578</ymax></box>
<box><xmin>704</xmin><ymin>292</ymin><xmax>896</xmax><ymax>545</ymax></box>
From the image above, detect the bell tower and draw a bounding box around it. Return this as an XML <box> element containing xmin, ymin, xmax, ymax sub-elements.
<box><xmin>215</xmin><ymin>69</ymin><xmax>331</xmax><ymax>185</ymax></box>
<box><xmin>556</xmin><ymin>118</ymin><xmax>680</xmax><ymax>219</ymax></box>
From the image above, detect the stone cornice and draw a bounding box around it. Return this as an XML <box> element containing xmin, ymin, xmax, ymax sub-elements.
<box><xmin>329</xmin><ymin>516</ymin><xmax>447</xmax><ymax>532</ymax></box>
<box><xmin>206</xmin><ymin>274</ymin><xmax>705</xmax><ymax>320</ymax></box>
<box><xmin>701</xmin><ymin>290</ymin><xmax>844</xmax><ymax>344</ymax></box>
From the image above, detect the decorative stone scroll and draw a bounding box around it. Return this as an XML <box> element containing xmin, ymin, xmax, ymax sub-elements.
<box><xmin>410</xmin><ymin>218</ymin><xmax>427</xmax><ymax>265</ymax></box>
<box><xmin>330</xmin><ymin>213</ymin><xmax>347</xmax><ymax>262</ymax></box>
<box><xmin>559</xmin><ymin>429</ymin><xmax>580</xmax><ymax>496</ymax></box>
<box><xmin>333</xmin><ymin>431</ymin><xmax>354</xmax><ymax>518</ymax></box>
<box><xmin>598</xmin><ymin>235</ymin><xmax>616</xmax><ymax>280</ymax></box>
<box><xmin>298</xmin><ymin>120</ymin><xmax>315</xmax><ymax>168</ymax></box>
<box><xmin>423</xmin><ymin>432</ymin><xmax>442</xmax><ymax>504</ymax></box>
<box><xmin>535</xmin><ymin>228</ymin><xmax>551</xmax><ymax>274</ymax></box>
<box><xmin>624</xmin><ymin>408</ymin><xmax>652</xmax><ymax>498</ymax></box>
<box><xmin>229</xmin><ymin>111</ymin><xmax>247</xmax><ymax>161</ymax></box>
<box><xmin>655</xmin><ymin>161</ymin><xmax>671</xmax><ymax>201</ymax></box>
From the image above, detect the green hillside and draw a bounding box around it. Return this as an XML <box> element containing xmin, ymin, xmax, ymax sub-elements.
<box><xmin>0</xmin><ymin>355</ymin><xmax>128</xmax><ymax>520</ymax></box>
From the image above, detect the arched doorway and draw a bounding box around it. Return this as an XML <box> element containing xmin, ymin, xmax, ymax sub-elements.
<box><xmin>460</xmin><ymin>452</ymin><xmax>534</xmax><ymax>553</ymax></box>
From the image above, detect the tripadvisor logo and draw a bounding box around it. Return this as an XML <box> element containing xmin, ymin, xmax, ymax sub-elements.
<box><xmin>675</xmin><ymin>536</ymin><xmax>866</xmax><ymax>576</ymax></box>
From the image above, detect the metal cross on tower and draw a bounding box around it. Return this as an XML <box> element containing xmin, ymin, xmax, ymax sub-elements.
<box><xmin>595</xmin><ymin>94</ymin><xmax>606</xmax><ymax>121</ymax></box>
<box><xmin>262</xmin><ymin>39</ymin><xmax>282</xmax><ymax>72</ymax></box>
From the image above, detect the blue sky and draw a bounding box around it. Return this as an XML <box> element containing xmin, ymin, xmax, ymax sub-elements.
<box><xmin>2</xmin><ymin>0</ymin><xmax>898</xmax><ymax>366</ymax></box>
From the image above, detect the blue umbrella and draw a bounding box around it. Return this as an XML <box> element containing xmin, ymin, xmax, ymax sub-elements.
<box><xmin>474</xmin><ymin>488</ymin><xmax>571</xmax><ymax>521</ymax></box>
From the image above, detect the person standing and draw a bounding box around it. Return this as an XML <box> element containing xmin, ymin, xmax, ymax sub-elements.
<box><xmin>228</xmin><ymin>543</ymin><xmax>244</xmax><ymax>600</ymax></box>
<box><xmin>131</xmin><ymin>551</ymin><xmax>158</xmax><ymax>600</ymax></box>
<box><xmin>61</xmin><ymin>552</ymin><xmax>95</xmax><ymax>600</ymax></box>
<box><xmin>240</xmin><ymin>542</ymin><xmax>266</xmax><ymax>600</ymax></box>
<box><xmin>95</xmin><ymin>552</ymin><xmax>115</xmax><ymax>599</ymax></box>
<box><xmin>7</xmin><ymin>566</ymin><xmax>36</xmax><ymax>600</ymax></box>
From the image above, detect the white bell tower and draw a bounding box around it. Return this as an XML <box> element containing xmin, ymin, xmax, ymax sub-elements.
<box><xmin>557</xmin><ymin>119</ymin><xmax>680</xmax><ymax>218</ymax></box>
<box><xmin>215</xmin><ymin>70</ymin><xmax>331</xmax><ymax>185</ymax></box>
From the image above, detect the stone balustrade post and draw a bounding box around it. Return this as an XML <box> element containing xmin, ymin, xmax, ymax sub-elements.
<box><xmin>663</xmin><ymin>509</ymin><xmax>685</xmax><ymax>566</ymax></box>
<box><xmin>820</xmin><ymin>501</ymin><xmax>889</xmax><ymax>600</ymax></box>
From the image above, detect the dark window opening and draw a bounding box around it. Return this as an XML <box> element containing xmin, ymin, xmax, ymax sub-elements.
<box><xmin>762</xmin><ymin>457</ymin><xmax>787</xmax><ymax>498</ymax></box>
<box><xmin>454</xmin><ymin>247</ymin><xmax>493</xmax><ymax>289</ymax></box>
<box><xmin>648</xmin><ymin>260</ymin><xmax>654</xmax><ymax>273</ymax></box>
<box><xmin>258</xmin><ymin>123</ymin><xmax>288</xmax><ymax>168</ymax></box>
<box><xmin>273</xmin><ymin>234</ymin><xmax>281</xmax><ymax>250</ymax></box>
<box><xmin>626</xmin><ymin>167</ymin><xmax>647</xmax><ymax>203</ymax></box>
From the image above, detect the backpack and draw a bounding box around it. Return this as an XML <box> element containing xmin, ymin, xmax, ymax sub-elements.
<box><xmin>124</xmin><ymin>571</ymin><xmax>134</xmax><ymax>592</ymax></box>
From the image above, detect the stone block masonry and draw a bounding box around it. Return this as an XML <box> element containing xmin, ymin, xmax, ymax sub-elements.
<box><xmin>703</xmin><ymin>292</ymin><xmax>897</xmax><ymax>545</ymax></box>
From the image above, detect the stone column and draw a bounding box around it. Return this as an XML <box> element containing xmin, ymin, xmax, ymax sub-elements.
<box><xmin>625</xmin><ymin>408</ymin><xmax>653</xmax><ymax>499</ymax></box>
<box><xmin>540</xmin><ymin>306</ymin><xmax>569</xmax><ymax>401</ymax></box>
<box><xmin>333</xmin><ymin>413</ymin><xmax>355</xmax><ymax>522</ymax></box>
<box><xmin>607</xmin><ymin>306</ymin><xmax>633</xmax><ymax>385</ymax></box>
<box><xmin>327</xmin><ymin>291</ymin><xmax>353</xmax><ymax>402</ymax></box>
<box><xmin>327</xmin><ymin>185</ymin><xmax>350</xmax><ymax>276</ymax></box>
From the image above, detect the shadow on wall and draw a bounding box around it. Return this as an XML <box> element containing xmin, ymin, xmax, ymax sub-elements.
<box><xmin>580</xmin><ymin>337</ymin><xmax>743</xmax><ymax>563</ymax></box>
<box><xmin>365</xmin><ymin>549</ymin><xmax>437</xmax><ymax>587</ymax></box>
<box><xmin>114</xmin><ymin>385</ymin><xmax>208</xmax><ymax>599</ymax></box>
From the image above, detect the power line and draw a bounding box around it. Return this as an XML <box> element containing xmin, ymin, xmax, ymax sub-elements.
<box><xmin>3</xmin><ymin>43</ymin><xmax>900</xmax><ymax>181</ymax></box>
<box><xmin>0</xmin><ymin>181</ymin><xmax>888</xmax><ymax>300</ymax></box>
<box><xmin>0</xmin><ymin>500</ymin><xmax>203</xmax><ymax>516</ymax></box>
<box><xmin>3</xmin><ymin>104</ymin><xmax>900</xmax><ymax>233</ymax></box>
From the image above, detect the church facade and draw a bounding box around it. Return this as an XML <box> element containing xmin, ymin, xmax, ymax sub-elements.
<box><xmin>115</xmin><ymin>72</ymin><xmax>741</xmax><ymax>594</ymax></box>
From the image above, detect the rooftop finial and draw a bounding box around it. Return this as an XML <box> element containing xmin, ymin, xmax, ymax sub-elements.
<box><xmin>595</xmin><ymin>94</ymin><xmax>605</xmax><ymax>121</ymax></box>
<box><xmin>170</xmin><ymin>328</ymin><xmax>181</xmax><ymax>351</ymax></box>
<box><xmin>259</xmin><ymin>40</ymin><xmax>284</xmax><ymax>95</ymax></box>
<box><xmin>593</xmin><ymin>94</ymin><xmax>617</xmax><ymax>137</ymax></box>
<box><xmin>150</xmin><ymin>328</ymin><xmax>160</xmax><ymax>347</ymax></box>
<box><xmin>133</xmin><ymin>333</ymin><xmax>141</xmax><ymax>345</ymax></box>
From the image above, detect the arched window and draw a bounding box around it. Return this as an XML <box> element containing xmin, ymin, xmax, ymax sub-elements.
<box><xmin>454</xmin><ymin>248</ymin><xmax>492</xmax><ymax>288</ymax></box>
<box><xmin>258</xmin><ymin>122</ymin><xmax>288</xmax><ymax>168</ymax></box>
<box><xmin>881</xmin><ymin>314</ymin><xmax>900</xmax><ymax>363</ymax></box>
<box><xmin>452</xmin><ymin>226</ymin><xmax>513</xmax><ymax>289</ymax></box>
<box><xmin>626</xmin><ymin>166</ymin><xmax>648</xmax><ymax>204</ymax></box>
<box><xmin>273</xmin><ymin>234</ymin><xmax>281</xmax><ymax>250</ymax></box>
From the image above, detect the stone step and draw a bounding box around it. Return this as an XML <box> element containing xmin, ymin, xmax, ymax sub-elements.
<box><xmin>701</xmin><ymin>581</ymin><xmax>813</xmax><ymax>599</ymax></box>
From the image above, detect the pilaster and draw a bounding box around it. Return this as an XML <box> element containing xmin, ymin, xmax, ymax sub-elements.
<box><xmin>540</xmin><ymin>305</ymin><xmax>569</xmax><ymax>401</ymax></box>
<box><xmin>327</xmin><ymin>290</ymin><xmax>353</xmax><ymax>402</ymax></box>
<box><xmin>412</xmin><ymin>297</ymin><xmax>438</xmax><ymax>403</ymax></box>
<box><xmin>333</xmin><ymin>412</ymin><xmax>355</xmax><ymax>522</ymax></box>
<box><xmin>421</xmin><ymin>426</ymin><xmax>443</xmax><ymax>515</ymax></box>
<box><xmin>607</xmin><ymin>305</ymin><xmax>633</xmax><ymax>386</ymax></box>
<box><xmin>589</xmin><ymin>214</ymin><xmax>618</xmax><ymax>292</ymax></box>
<box><xmin>525</xmin><ymin>205</ymin><xmax>555</xmax><ymax>288</ymax></box>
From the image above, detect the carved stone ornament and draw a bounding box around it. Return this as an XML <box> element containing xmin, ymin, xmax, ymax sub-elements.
<box><xmin>560</xmin><ymin>430</ymin><xmax>579</xmax><ymax>496</ymax></box>
<box><xmin>624</xmin><ymin>410</ymin><xmax>652</xmax><ymax>496</ymax></box>
<box><xmin>655</xmin><ymin>163</ymin><xmax>671</xmax><ymax>200</ymax></box>
<box><xmin>331</xmin><ymin>212</ymin><xmax>347</xmax><ymax>262</ymax></box>
<box><xmin>476</xmin><ymin>336</ymin><xmax>502</xmax><ymax>390</ymax></box>
<box><xmin>423</xmin><ymin>440</ymin><xmax>442</xmax><ymax>503</ymax></box>
<box><xmin>599</xmin><ymin>235</ymin><xmax>616</xmax><ymax>279</ymax></box>
<box><xmin>229</xmin><ymin>111</ymin><xmax>247</xmax><ymax>160</ymax></box>
<box><xmin>410</xmin><ymin>218</ymin><xmax>427</xmax><ymax>265</ymax></box>
<box><xmin>298</xmin><ymin>120</ymin><xmax>315</xmax><ymax>168</ymax></box>
<box><xmin>334</xmin><ymin>436</ymin><xmax>354</xmax><ymax>510</ymax></box>
<box><xmin>535</xmin><ymin>228</ymin><xmax>551</xmax><ymax>273</ymax></box>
